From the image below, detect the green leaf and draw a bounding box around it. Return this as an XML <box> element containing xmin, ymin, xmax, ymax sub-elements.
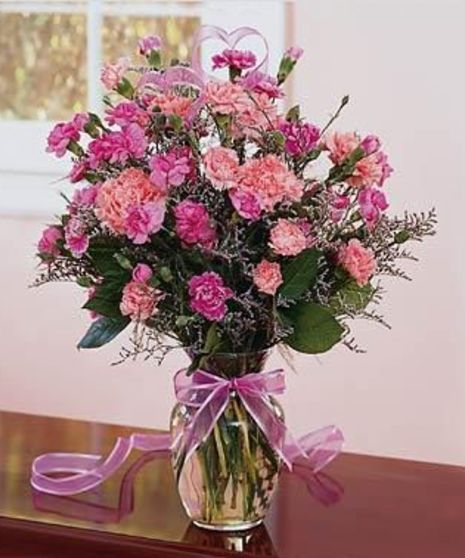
<box><xmin>114</xmin><ymin>253</ymin><xmax>133</xmax><ymax>271</ymax></box>
<box><xmin>286</xmin><ymin>105</ymin><xmax>300</xmax><ymax>122</ymax></box>
<box><xmin>395</xmin><ymin>230</ymin><xmax>410</xmax><ymax>244</ymax></box>
<box><xmin>115</xmin><ymin>77</ymin><xmax>134</xmax><ymax>99</ymax></box>
<box><xmin>83</xmin><ymin>296</ymin><xmax>121</xmax><ymax>319</ymax></box>
<box><xmin>280</xmin><ymin>302</ymin><xmax>344</xmax><ymax>354</ymax></box>
<box><xmin>77</xmin><ymin>316</ymin><xmax>130</xmax><ymax>349</ymax></box>
<box><xmin>147</xmin><ymin>50</ymin><xmax>161</xmax><ymax>69</ymax></box>
<box><xmin>76</xmin><ymin>276</ymin><xmax>93</xmax><ymax>288</ymax></box>
<box><xmin>330</xmin><ymin>281</ymin><xmax>374</xmax><ymax>314</ymax></box>
<box><xmin>279</xmin><ymin>249</ymin><xmax>320</xmax><ymax>299</ymax></box>
<box><xmin>168</xmin><ymin>114</ymin><xmax>183</xmax><ymax>132</ymax></box>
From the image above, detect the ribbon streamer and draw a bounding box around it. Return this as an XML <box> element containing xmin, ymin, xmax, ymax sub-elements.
<box><xmin>31</xmin><ymin>369</ymin><xmax>343</xmax><ymax>496</ymax></box>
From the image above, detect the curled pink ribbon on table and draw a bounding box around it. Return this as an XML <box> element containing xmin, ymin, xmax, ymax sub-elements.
<box><xmin>30</xmin><ymin>368</ymin><xmax>343</xmax><ymax>497</ymax></box>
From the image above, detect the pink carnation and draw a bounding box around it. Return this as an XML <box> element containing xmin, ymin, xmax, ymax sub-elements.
<box><xmin>239</xmin><ymin>71</ymin><xmax>283</xmax><ymax>99</ymax></box>
<box><xmin>38</xmin><ymin>226</ymin><xmax>62</xmax><ymax>257</ymax></box>
<box><xmin>338</xmin><ymin>239</ymin><xmax>376</xmax><ymax>286</ymax></box>
<box><xmin>100</xmin><ymin>57</ymin><xmax>130</xmax><ymax>90</ymax></box>
<box><xmin>71</xmin><ymin>184</ymin><xmax>99</xmax><ymax>210</ymax></box>
<box><xmin>204</xmin><ymin>146</ymin><xmax>239</xmax><ymax>190</ymax></box>
<box><xmin>348</xmin><ymin>154</ymin><xmax>384</xmax><ymax>189</ymax></box>
<box><xmin>279</xmin><ymin>121</ymin><xmax>321</xmax><ymax>157</ymax></box>
<box><xmin>149</xmin><ymin>92</ymin><xmax>194</xmax><ymax>119</ymax></box>
<box><xmin>285</xmin><ymin>46</ymin><xmax>304</xmax><ymax>62</ymax></box>
<box><xmin>376</xmin><ymin>151</ymin><xmax>393</xmax><ymax>185</ymax></box>
<box><xmin>188</xmin><ymin>272</ymin><xmax>233</xmax><ymax>322</ymax></box>
<box><xmin>138</xmin><ymin>35</ymin><xmax>162</xmax><ymax>55</ymax></box>
<box><xmin>237</xmin><ymin>154</ymin><xmax>303</xmax><ymax>211</ymax></box>
<box><xmin>174</xmin><ymin>200</ymin><xmax>216</xmax><ymax>249</ymax></box>
<box><xmin>358</xmin><ymin>187</ymin><xmax>388</xmax><ymax>230</ymax></box>
<box><xmin>361</xmin><ymin>135</ymin><xmax>381</xmax><ymax>155</ymax></box>
<box><xmin>212</xmin><ymin>49</ymin><xmax>257</xmax><ymax>70</ymax></box>
<box><xmin>233</xmin><ymin>91</ymin><xmax>277</xmax><ymax>138</ymax></box>
<box><xmin>229</xmin><ymin>188</ymin><xmax>262</xmax><ymax>221</ymax></box>
<box><xmin>253</xmin><ymin>260</ymin><xmax>283</xmax><ymax>295</ymax></box>
<box><xmin>124</xmin><ymin>201</ymin><xmax>165</xmax><ymax>244</ymax></box>
<box><xmin>329</xmin><ymin>192</ymin><xmax>350</xmax><ymax>223</ymax></box>
<box><xmin>204</xmin><ymin>81</ymin><xmax>249</xmax><ymax>115</ymax></box>
<box><xmin>132</xmin><ymin>263</ymin><xmax>153</xmax><ymax>283</ymax></box>
<box><xmin>87</xmin><ymin>123</ymin><xmax>147</xmax><ymax>169</ymax></box>
<box><xmin>72</xmin><ymin>112</ymin><xmax>89</xmax><ymax>131</ymax></box>
<box><xmin>269</xmin><ymin>219</ymin><xmax>307</xmax><ymax>257</ymax></box>
<box><xmin>325</xmin><ymin>131</ymin><xmax>360</xmax><ymax>165</ymax></box>
<box><xmin>69</xmin><ymin>160</ymin><xmax>88</xmax><ymax>183</ymax></box>
<box><xmin>96</xmin><ymin>168</ymin><xmax>164</xmax><ymax>234</ymax></box>
<box><xmin>64</xmin><ymin>217</ymin><xmax>89</xmax><ymax>257</ymax></box>
<box><xmin>120</xmin><ymin>281</ymin><xmax>160</xmax><ymax>321</ymax></box>
<box><xmin>105</xmin><ymin>101</ymin><xmax>149</xmax><ymax>128</ymax></box>
<box><xmin>46</xmin><ymin>122</ymin><xmax>80</xmax><ymax>158</ymax></box>
<box><xmin>149</xmin><ymin>151</ymin><xmax>192</xmax><ymax>192</ymax></box>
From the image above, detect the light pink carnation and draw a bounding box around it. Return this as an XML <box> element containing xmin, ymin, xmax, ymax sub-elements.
<box><xmin>253</xmin><ymin>260</ymin><xmax>283</xmax><ymax>295</ymax></box>
<box><xmin>124</xmin><ymin>201</ymin><xmax>166</xmax><ymax>244</ymax></box>
<box><xmin>149</xmin><ymin>151</ymin><xmax>192</xmax><ymax>192</ymax></box>
<box><xmin>204</xmin><ymin>81</ymin><xmax>249</xmax><ymax>115</ymax></box>
<box><xmin>348</xmin><ymin>154</ymin><xmax>384</xmax><ymax>188</ymax></box>
<box><xmin>105</xmin><ymin>101</ymin><xmax>149</xmax><ymax>128</ymax></box>
<box><xmin>269</xmin><ymin>219</ymin><xmax>307</xmax><ymax>257</ymax></box>
<box><xmin>338</xmin><ymin>239</ymin><xmax>376</xmax><ymax>286</ymax></box>
<box><xmin>71</xmin><ymin>184</ymin><xmax>99</xmax><ymax>210</ymax></box>
<box><xmin>96</xmin><ymin>168</ymin><xmax>164</xmax><ymax>234</ymax></box>
<box><xmin>38</xmin><ymin>226</ymin><xmax>62</xmax><ymax>256</ymax></box>
<box><xmin>100</xmin><ymin>57</ymin><xmax>130</xmax><ymax>90</ymax></box>
<box><xmin>188</xmin><ymin>272</ymin><xmax>233</xmax><ymax>322</ymax></box>
<box><xmin>212</xmin><ymin>49</ymin><xmax>257</xmax><ymax>71</ymax></box>
<box><xmin>64</xmin><ymin>217</ymin><xmax>89</xmax><ymax>257</ymax></box>
<box><xmin>174</xmin><ymin>200</ymin><xmax>216</xmax><ymax>249</ymax></box>
<box><xmin>325</xmin><ymin>131</ymin><xmax>360</xmax><ymax>165</ymax></box>
<box><xmin>237</xmin><ymin>154</ymin><xmax>304</xmax><ymax>211</ymax></box>
<box><xmin>149</xmin><ymin>93</ymin><xmax>194</xmax><ymax>119</ymax></box>
<box><xmin>120</xmin><ymin>281</ymin><xmax>160</xmax><ymax>321</ymax></box>
<box><xmin>285</xmin><ymin>46</ymin><xmax>304</xmax><ymax>62</ymax></box>
<box><xmin>204</xmin><ymin>146</ymin><xmax>239</xmax><ymax>190</ymax></box>
<box><xmin>376</xmin><ymin>151</ymin><xmax>393</xmax><ymax>185</ymax></box>
<box><xmin>229</xmin><ymin>188</ymin><xmax>262</xmax><ymax>221</ymax></box>
<box><xmin>239</xmin><ymin>71</ymin><xmax>283</xmax><ymax>99</ymax></box>
<box><xmin>233</xmin><ymin>91</ymin><xmax>277</xmax><ymax>138</ymax></box>
<box><xmin>132</xmin><ymin>263</ymin><xmax>153</xmax><ymax>283</ymax></box>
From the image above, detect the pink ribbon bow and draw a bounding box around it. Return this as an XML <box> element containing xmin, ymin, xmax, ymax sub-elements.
<box><xmin>30</xmin><ymin>368</ymin><xmax>343</xmax><ymax>497</ymax></box>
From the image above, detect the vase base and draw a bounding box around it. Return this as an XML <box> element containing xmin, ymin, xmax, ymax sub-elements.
<box><xmin>192</xmin><ymin>518</ymin><xmax>263</xmax><ymax>532</ymax></box>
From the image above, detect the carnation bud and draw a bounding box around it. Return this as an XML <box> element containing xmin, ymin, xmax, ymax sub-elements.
<box><xmin>361</xmin><ymin>134</ymin><xmax>381</xmax><ymax>155</ymax></box>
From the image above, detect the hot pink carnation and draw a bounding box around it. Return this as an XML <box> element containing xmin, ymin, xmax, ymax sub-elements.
<box><xmin>149</xmin><ymin>151</ymin><xmax>192</xmax><ymax>192</ymax></box>
<box><xmin>69</xmin><ymin>160</ymin><xmax>88</xmax><ymax>183</ymax></box>
<box><xmin>124</xmin><ymin>201</ymin><xmax>166</xmax><ymax>244</ymax></box>
<box><xmin>358</xmin><ymin>187</ymin><xmax>388</xmax><ymax>229</ymax></box>
<box><xmin>96</xmin><ymin>168</ymin><xmax>163</xmax><ymax>234</ymax></box>
<box><xmin>46</xmin><ymin>122</ymin><xmax>80</xmax><ymax>158</ymax></box>
<box><xmin>204</xmin><ymin>146</ymin><xmax>239</xmax><ymax>190</ymax></box>
<box><xmin>269</xmin><ymin>219</ymin><xmax>307</xmax><ymax>256</ymax></box>
<box><xmin>88</xmin><ymin>123</ymin><xmax>147</xmax><ymax>169</ymax></box>
<box><xmin>338</xmin><ymin>239</ymin><xmax>376</xmax><ymax>286</ymax></box>
<box><xmin>237</xmin><ymin>154</ymin><xmax>304</xmax><ymax>211</ymax></box>
<box><xmin>376</xmin><ymin>151</ymin><xmax>393</xmax><ymax>185</ymax></box>
<box><xmin>132</xmin><ymin>263</ymin><xmax>153</xmax><ymax>283</ymax></box>
<box><xmin>325</xmin><ymin>131</ymin><xmax>359</xmax><ymax>164</ymax></box>
<box><xmin>64</xmin><ymin>217</ymin><xmax>89</xmax><ymax>257</ymax></box>
<box><xmin>229</xmin><ymin>188</ymin><xmax>262</xmax><ymax>221</ymax></box>
<box><xmin>253</xmin><ymin>260</ymin><xmax>283</xmax><ymax>295</ymax></box>
<box><xmin>188</xmin><ymin>272</ymin><xmax>233</xmax><ymax>321</ymax></box>
<box><xmin>212</xmin><ymin>49</ymin><xmax>257</xmax><ymax>70</ymax></box>
<box><xmin>105</xmin><ymin>101</ymin><xmax>149</xmax><ymax>128</ymax></box>
<box><xmin>38</xmin><ymin>226</ymin><xmax>62</xmax><ymax>256</ymax></box>
<box><xmin>329</xmin><ymin>192</ymin><xmax>350</xmax><ymax>223</ymax></box>
<box><xmin>174</xmin><ymin>200</ymin><xmax>216</xmax><ymax>249</ymax></box>
<box><xmin>239</xmin><ymin>71</ymin><xmax>283</xmax><ymax>99</ymax></box>
<box><xmin>100</xmin><ymin>57</ymin><xmax>130</xmax><ymax>90</ymax></box>
<box><xmin>120</xmin><ymin>281</ymin><xmax>160</xmax><ymax>321</ymax></box>
<box><xmin>138</xmin><ymin>35</ymin><xmax>162</xmax><ymax>55</ymax></box>
<box><xmin>279</xmin><ymin>121</ymin><xmax>320</xmax><ymax>157</ymax></box>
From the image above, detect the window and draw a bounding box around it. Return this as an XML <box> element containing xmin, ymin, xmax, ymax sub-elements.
<box><xmin>0</xmin><ymin>0</ymin><xmax>288</xmax><ymax>215</ymax></box>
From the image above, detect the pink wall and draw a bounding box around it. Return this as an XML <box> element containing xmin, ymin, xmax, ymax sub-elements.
<box><xmin>1</xmin><ymin>0</ymin><xmax>464</xmax><ymax>465</ymax></box>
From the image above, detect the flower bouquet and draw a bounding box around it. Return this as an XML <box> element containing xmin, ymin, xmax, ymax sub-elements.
<box><xmin>35</xmin><ymin>26</ymin><xmax>436</xmax><ymax>530</ymax></box>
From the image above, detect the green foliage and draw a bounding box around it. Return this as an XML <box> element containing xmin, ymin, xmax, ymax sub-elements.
<box><xmin>78</xmin><ymin>316</ymin><xmax>130</xmax><ymax>349</ymax></box>
<box><xmin>280</xmin><ymin>302</ymin><xmax>344</xmax><ymax>354</ymax></box>
<box><xmin>330</xmin><ymin>280</ymin><xmax>375</xmax><ymax>314</ymax></box>
<box><xmin>279</xmin><ymin>248</ymin><xmax>320</xmax><ymax>299</ymax></box>
<box><xmin>115</xmin><ymin>77</ymin><xmax>134</xmax><ymax>99</ymax></box>
<box><xmin>285</xmin><ymin>105</ymin><xmax>300</xmax><ymax>122</ymax></box>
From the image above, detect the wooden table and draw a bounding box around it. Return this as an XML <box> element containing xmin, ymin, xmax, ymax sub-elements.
<box><xmin>0</xmin><ymin>411</ymin><xmax>464</xmax><ymax>557</ymax></box>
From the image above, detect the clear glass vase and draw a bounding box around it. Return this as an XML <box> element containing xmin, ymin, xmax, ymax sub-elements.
<box><xmin>170</xmin><ymin>350</ymin><xmax>283</xmax><ymax>531</ymax></box>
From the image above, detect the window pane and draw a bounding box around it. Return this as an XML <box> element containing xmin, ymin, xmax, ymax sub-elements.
<box><xmin>102</xmin><ymin>15</ymin><xmax>200</xmax><ymax>65</ymax></box>
<box><xmin>0</xmin><ymin>11</ymin><xmax>87</xmax><ymax>121</ymax></box>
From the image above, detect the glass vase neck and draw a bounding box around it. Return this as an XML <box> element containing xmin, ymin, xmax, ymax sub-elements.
<box><xmin>186</xmin><ymin>349</ymin><xmax>271</xmax><ymax>378</ymax></box>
